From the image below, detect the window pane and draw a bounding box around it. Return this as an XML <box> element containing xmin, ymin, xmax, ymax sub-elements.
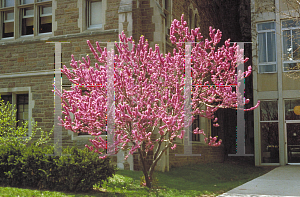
<box><xmin>3</xmin><ymin>22</ymin><xmax>14</xmax><ymax>38</ymax></box>
<box><xmin>261</xmin><ymin>122</ymin><xmax>279</xmax><ymax>163</ymax></box>
<box><xmin>283</xmin><ymin>30</ymin><xmax>292</xmax><ymax>61</ymax></box>
<box><xmin>285</xmin><ymin>100</ymin><xmax>300</xmax><ymax>120</ymax></box>
<box><xmin>292</xmin><ymin>29</ymin><xmax>300</xmax><ymax>60</ymax></box>
<box><xmin>1</xmin><ymin>95</ymin><xmax>12</xmax><ymax>104</ymax></box>
<box><xmin>24</xmin><ymin>8</ymin><xmax>34</xmax><ymax>17</ymax></box>
<box><xmin>4</xmin><ymin>0</ymin><xmax>14</xmax><ymax>7</ymax></box>
<box><xmin>259</xmin><ymin>64</ymin><xmax>276</xmax><ymax>73</ymax></box>
<box><xmin>17</xmin><ymin>94</ymin><xmax>28</xmax><ymax>128</ymax></box>
<box><xmin>282</xmin><ymin>19</ymin><xmax>300</xmax><ymax>28</ymax></box>
<box><xmin>257</xmin><ymin>22</ymin><xmax>275</xmax><ymax>31</ymax></box>
<box><xmin>5</xmin><ymin>11</ymin><xmax>14</xmax><ymax>21</ymax></box>
<box><xmin>22</xmin><ymin>0</ymin><xmax>34</xmax><ymax>4</ymax></box>
<box><xmin>90</xmin><ymin>1</ymin><xmax>102</xmax><ymax>26</ymax></box>
<box><xmin>258</xmin><ymin>33</ymin><xmax>266</xmax><ymax>63</ymax></box>
<box><xmin>283</xmin><ymin>63</ymin><xmax>300</xmax><ymax>71</ymax></box>
<box><xmin>39</xmin><ymin>5</ymin><xmax>52</xmax><ymax>34</ymax></box>
<box><xmin>260</xmin><ymin>101</ymin><xmax>278</xmax><ymax>121</ymax></box>
<box><xmin>267</xmin><ymin>32</ymin><xmax>276</xmax><ymax>62</ymax></box>
<box><xmin>42</xmin><ymin>6</ymin><xmax>52</xmax><ymax>15</ymax></box>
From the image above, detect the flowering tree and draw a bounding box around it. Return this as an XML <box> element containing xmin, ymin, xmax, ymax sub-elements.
<box><xmin>54</xmin><ymin>14</ymin><xmax>259</xmax><ymax>188</ymax></box>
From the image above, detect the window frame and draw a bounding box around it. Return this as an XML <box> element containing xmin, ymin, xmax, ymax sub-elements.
<box><xmin>21</xmin><ymin>6</ymin><xmax>34</xmax><ymax>36</ymax></box>
<box><xmin>282</xmin><ymin>19</ymin><xmax>300</xmax><ymax>72</ymax></box>
<box><xmin>86</xmin><ymin>0</ymin><xmax>103</xmax><ymax>30</ymax></box>
<box><xmin>0</xmin><ymin>91</ymin><xmax>31</xmax><ymax>137</ymax></box>
<box><xmin>257</xmin><ymin>22</ymin><xmax>277</xmax><ymax>74</ymax></box>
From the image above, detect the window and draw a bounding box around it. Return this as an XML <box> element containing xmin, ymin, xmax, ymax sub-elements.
<box><xmin>0</xmin><ymin>0</ymin><xmax>52</xmax><ymax>39</ymax></box>
<box><xmin>285</xmin><ymin>99</ymin><xmax>300</xmax><ymax>120</ymax></box>
<box><xmin>260</xmin><ymin>101</ymin><xmax>279</xmax><ymax>163</ymax></box>
<box><xmin>1</xmin><ymin>0</ymin><xmax>14</xmax><ymax>8</ymax></box>
<box><xmin>192</xmin><ymin>115</ymin><xmax>200</xmax><ymax>141</ymax></box>
<box><xmin>17</xmin><ymin>94</ymin><xmax>28</xmax><ymax>128</ymax></box>
<box><xmin>2</xmin><ymin>10</ymin><xmax>14</xmax><ymax>38</ymax></box>
<box><xmin>21</xmin><ymin>0</ymin><xmax>34</xmax><ymax>4</ymax></box>
<box><xmin>1</xmin><ymin>94</ymin><xmax>12</xmax><ymax>104</ymax></box>
<box><xmin>282</xmin><ymin>19</ymin><xmax>300</xmax><ymax>72</ymax></box>
<box><xmin>87</xmin><ymin>0</ymin><xmax>102</xmax><ymax>29</ymax></box>
<box><xmin>257</xmin><ymin>22</ymin><xmax>277</xmax><ymax>73</ymax></box>
<box><xmin>164</xmin><ymin>0</ymin><xmax>171</xmax><ymax>39</ymax></box>
<box><xmin>39</xmin><ymin>5</ymin><xmax>52</xmax><ymax>33</ymax></box>
<box><xmin>21</xmin><ymin>8</ymin><xmax>34</xmax><ymax>35</ymax></box>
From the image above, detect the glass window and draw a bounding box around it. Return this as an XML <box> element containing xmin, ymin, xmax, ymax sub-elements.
<box><xmin>0</xmin><ymin>95</ymin><xmax>12</xmax><ymax>105</ymax></box>
<box><xmin>260</xmin><ymin>100</ymin><xmax>279</xmax><ymax>163</ymax></box>
<box><xmin>282</xmin><ymin>19</ymin><xmax>300</xmax><ymax>28</ymax></box>
<box><xmin>87</xmin><ymin>0</ymin><xmax>102</xmax><ymax>29</ymax></box>
<box><xmin>192</xmin><ymin>115</ymin><xmax>200</xmax><ymax>141</ymax></box>
<box><xmin>21</xmin><ymin>0</ymin><xmax>34</xmax><ymax>4</ymax></box>
<box><xmin>17</xmin><ymin>94</ymin><xmax>28</xmax><ymax>128</ymax></box>
<box><xmin>22</xmin><ymin>8</ymin><xmax>34</xmax><ymax>35</ymax></box>
<box><xmin>2</xmin><ymin>0</ymin><xmax>14</xmax><ymax>7</ymax></box>
<box><xmin>257</xmin><ymin>22</ymin><xmax>276</xmax><ymax>73</ymax></box>
<box><xmin>39</xmin><ymin>6</ymin><xmax>52</xmax><ymax>33</ymax></box>
<box><xmin>257</xmin><ymin>22</ymin><xmax>275</xmax><ymax>31</ymax></box>
<box><xmin>2</xmin><ymin>11</ymin><xmax>14</xmax><ymax>38</ymax></box>
<box><xmin>261</xmin><ymin>122</ymin><xmax>279</xmax><ymax>163</ymax></box>
<box><xmin>285</xmin><ymin>100</ymin><xmax>300</xmax><ymax>120</ymax></box>
<box><xmin>282</xmin><ymin>19</ymin><xmax>300</xmax><ymax>71</ymax></box>
<box><xmin>260</xmin><ymin>101</ymin><xmax>278</xmax><ymax>121</ymax></box>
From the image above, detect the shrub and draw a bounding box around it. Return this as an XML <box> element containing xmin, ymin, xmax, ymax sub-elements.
<box><xmin>0</xmin><ymin>144</ymin><xmax>117</xmax><ymax>192</ymax></box>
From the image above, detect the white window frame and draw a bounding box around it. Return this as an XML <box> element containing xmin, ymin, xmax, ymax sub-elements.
<box><xmin>282</xmin><ymin>19</ymin><xmax>300</xmax><ymax>72</ymax></box>
<box><xmin>257</xmin><ymin>22</ymin><xmax>277</xmax><ymax>74</ymax></box>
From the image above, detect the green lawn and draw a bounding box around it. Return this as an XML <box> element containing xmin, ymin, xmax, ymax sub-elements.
<box><xmin>0</xmin><ymin>160</ymin><xmax>276</xmax><ymax>197</ymax></box>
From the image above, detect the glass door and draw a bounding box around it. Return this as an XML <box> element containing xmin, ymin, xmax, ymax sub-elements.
<box><xmin>286</xmin><ymin>123</ymin><xmax>300</xmax><ymax>163</ymax></box>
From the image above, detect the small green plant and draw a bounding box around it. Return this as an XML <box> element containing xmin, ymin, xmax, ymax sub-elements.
<box><xmin>140</xmin><ymin>174</ymin><xmax>159</xmax><ymax>189</ymax></box>
<box><xmin>0</xmin><ymin>95</ymin><xmax>53</xmax><ymax>148</ymax></box>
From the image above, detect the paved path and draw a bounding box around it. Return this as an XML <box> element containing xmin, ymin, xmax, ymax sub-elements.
<box><xmin>218</xmin><ymin>165</ymin><xmax>300</xmax><ymax>197</ymax></box>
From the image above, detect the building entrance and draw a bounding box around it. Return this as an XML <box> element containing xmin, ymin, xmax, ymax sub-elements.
<box><xmin>286</xmin><ymin>123</ymin><xmax>300</xmax><ymax>164</ymax></box>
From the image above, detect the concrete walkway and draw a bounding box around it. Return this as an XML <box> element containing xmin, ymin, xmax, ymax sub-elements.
<box><xmin>218</xmin><ymin>165</ymin><xmax>300</xmax><ymax>197</ymax></box>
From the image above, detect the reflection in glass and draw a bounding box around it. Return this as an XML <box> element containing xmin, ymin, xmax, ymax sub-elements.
<box><xmin>284</xmin><ymin>63</ymin><xmax>300</xmax><ymax>71</ymax></box>
<box><xmin>257</xmin><ymin>22</ymin><xmax>275</xmax><ymax>31</ymax></box>
<box><xmin>292</xmin><ymin>29</ymin><xmax>300</xmax><ymax>60</ymax></box>
<box><xmin>259</xmin><ymin>64</ymin><xmax>276</xmax><ymax>73</ymax></box>
<box><xmin>267</xmin><ymin>32</ymin><xmax>276</xmax><ymax>62</ymax></box>
<box><xmin>261</xmin><ymin>122</ymin><xmax>279</xmax><ymax>163</ymax></box>
<box><xmin>4</xmin><ymin>0</ymin><xmax>14</xmax><ymax>7</ymax></box>
<box><xmin>282</xmin><ymin>19</ymin><xmax>300</xmax><ymax>28</ymax></box>
<box><xmin>260</xmin><ymin>101</ymin><xmax>278</xmax><ymax>121</ymax></box>
<box><xmin>258</xmin><ymin>33</ymin><xmax>266</xmax><ymax>63</ymax></box>
<box><xmin>287</xmin><ymin>123</ymin><xmax>300</xmax><ymax>163</ymax></box>
<box><xmin>285</xmin><ymin>100</ymin><xmax>300</xmax><ymax>120</ymax></box>
<box><xmin>283</xmin><ymin>30</ymin><xmax>292</xmax><ymax>61</ymax></box>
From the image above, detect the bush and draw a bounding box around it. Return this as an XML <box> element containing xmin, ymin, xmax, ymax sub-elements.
<box><xmin>0</xmin><ymin>144</ymin><xmax>117</xmax><ymax>192</ymax></box>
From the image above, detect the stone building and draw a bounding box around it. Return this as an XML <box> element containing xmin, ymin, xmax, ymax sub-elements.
<box><xmin>0</xmin><ymin>0</ymin><xmax>254</xmax><ymax>172</ymax></box>
<box><xmin>251</xmin><ymin>0</ymin><xmax>300</xmax><ymax>166</ymax></box>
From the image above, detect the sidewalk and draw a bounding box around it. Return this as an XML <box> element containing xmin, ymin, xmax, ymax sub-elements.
<box><xmin>218</xmin><ymin>165</ymin><xmax>300</xmax><ymax>197</ymax></box>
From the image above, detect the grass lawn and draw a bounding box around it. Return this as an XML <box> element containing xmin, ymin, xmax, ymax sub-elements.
<box><xmin>0</xmin><ymin>160</ymin><xmax>276</xmax><ymax>197</ymax></box>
